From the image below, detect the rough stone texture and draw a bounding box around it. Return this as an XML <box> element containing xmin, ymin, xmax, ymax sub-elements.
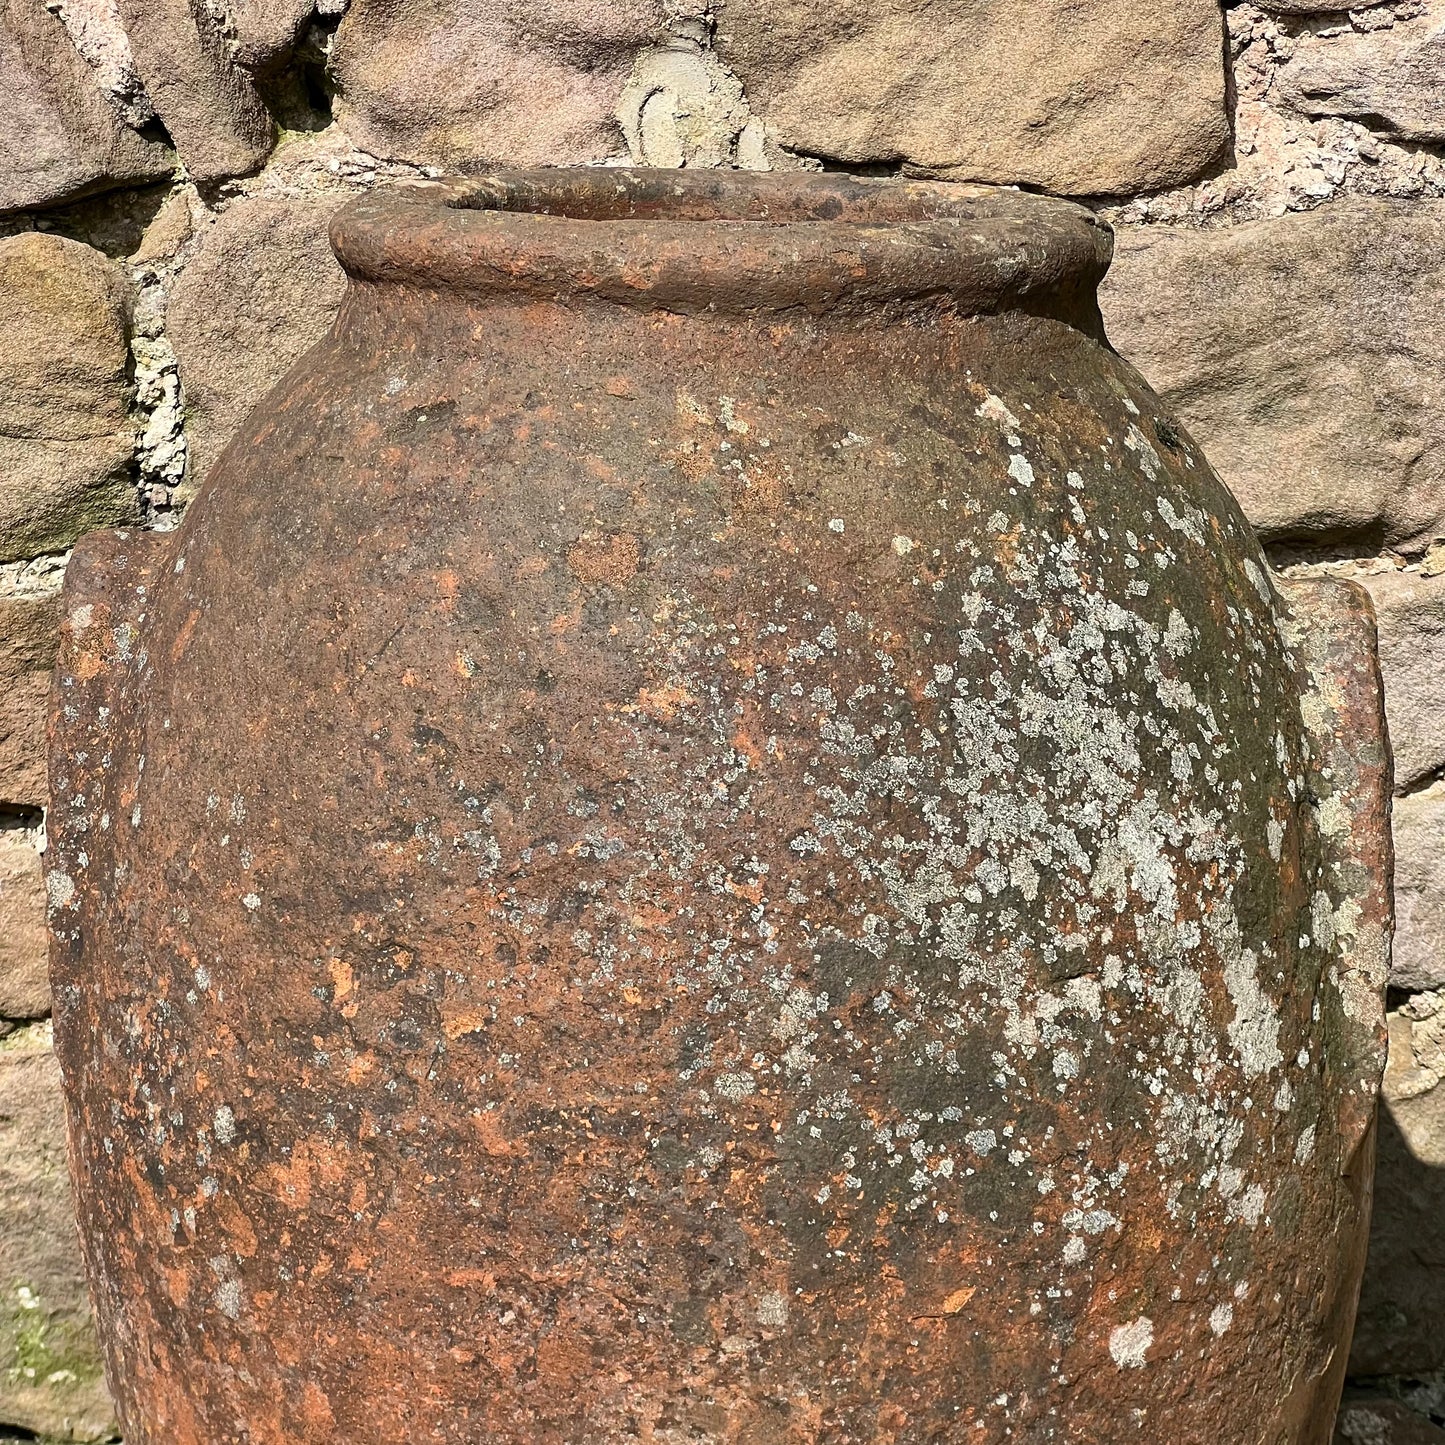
<box><xmin>0</xmin><ymin>1026</ymin><xmax>114</xmax><ymax>1442</ymax></box>
<box><xmin>167</xmin><ymin>193</ymin><xmax>348</xmax><ymax>494</ymax></box>
<box><xmin>0</xmin><ymin>233</ymin><xmax>137</xmax><ymax>563</ymax></box>
<box><xmin>714</xmin><ymin>0</ymin><xmax>1231</xmax><ymax>196</ymax></box>
<box><xmin>0</xmin><ymin>0</ymin><xmax>171</xmax><ymax>214</ymax></box>
<box><xmin>1389</xmin><ymin>789</ymin><xmax>1445</xmax><ymax>994</ymax></box>
<box><xmin>1360</xmin><ymin>570</ymin><xmax>1445</xmax><ymax>795</ymax></box>
<box><xmin>331</xmin><ymin>0</ymin><xmax>665</xmax><ymax>170</ymax></box>
<box><xmin>1101</xmin><ymin>198</ymin><xmax>1445</xmax><ymax>555</ymax></box>
<box><xmin>0</xmin><ymin>831</ymin><xmax>48</xmax><ymax>1021</ymax></box>
<box><xmin>230</xmin><ymin>0</ymin><xmax>318</xmax><ymax>72</ymax></box>
<box><xmin>1279</xmin><ymin>17</ymin><xmax>1445</xmax><ymax>144</ymax></box>
<box><xmin>0</xmin><ymin>235</ymin><xmax>130</xmax><ymax>441</ymax></box>
<box><xmin>330</xmin><ymin>0</ymin><xmax>1229</xmax><ymax>194</ymax></box>
<box><xmin>1336</xmin><ymin>1396</ymin><xmax>1445</xmax><ymax>1445</ymax></box>
<box><xmin>1351</xmin><ymin>993</ymin><xmax>1445</xmax><ymax>1378</ymax></box>
<box><xmin>0</xmin><ymin>591</ymin><xmax>60</xmax><ymax>811</ymax></box>
<box><xmin>115</xmin><ymin>0</ymin><xmax>275</xmax><ymax>184</ymax></box>
<box><xmin>46</xmin><ymin>0</ymin><xmax>155</xmax><ymax>130</ymax></box>
<box><xmin>1105</xmin><ymin>6</ymin><xmax>1445</xmax><ymax>233</ymax></box>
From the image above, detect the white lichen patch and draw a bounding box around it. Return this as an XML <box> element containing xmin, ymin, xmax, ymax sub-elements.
<box><xmin>1222</xmin><ymin>945</ymin><xmax>1284</xmax><ymax>1079</ymax></box>
<box><xmin>213</xmin><ymin>1105</ymin><xmax>235</xmax><ymax>1145</ymax></box>
<box><xmin>1109</xmin><ymin>1316</ymin><xmax>1154</xmax><ymax>1368</ymax></box>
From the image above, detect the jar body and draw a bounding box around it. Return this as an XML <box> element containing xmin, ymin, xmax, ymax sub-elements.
<box><xmin>50</xmin><ymin>260</ymin><xmax>1386</xmax><ymax>1443</ymax></box>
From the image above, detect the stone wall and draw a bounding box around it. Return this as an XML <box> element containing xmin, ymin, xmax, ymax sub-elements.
<box><xmin>0</xmin><ymin>1</ymin><xmax>1441</xmax><ymax>1439</ymax></box>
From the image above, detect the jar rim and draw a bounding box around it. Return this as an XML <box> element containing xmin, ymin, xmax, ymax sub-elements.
<box><xmin>329</xmin><ymin>168</ymin><xmax>1114</xmax><ymax>323</ymax></box>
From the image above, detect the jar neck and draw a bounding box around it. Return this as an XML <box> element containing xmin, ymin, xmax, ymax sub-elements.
<box><xmin>327</xmin><ymin>172</ymin><xmax>1114</xmax><ymax>334</ymax></box>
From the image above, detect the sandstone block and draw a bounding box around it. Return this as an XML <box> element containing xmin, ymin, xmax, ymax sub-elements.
<box><xmin>713</xmin><ymin>0</ymin><xmax>1230</xmax><ymax>197</ymax></box>
<box><xmin>1102</xmin><ymin>200</ymin><xmax>1445</xmax><ymax>555</ymax></box>
<box><xmin>115</xmin><ymin>0</ymin><xmax>274</xmax><ymax>183</ymax></box>
<box><xmin>0</xmin><ymin>831</ymin><xmax>48</xmax><ymax>1020</ymax></box>
<box><xmin>231</xmin><ymin>0</ymin><xmax>317</xmax><ymax>71</ymax></box>
<box><xmin>0</xmin><ymin>0</ymin><xmax>171</xmax><ymax>214</ymax></box>
<box><xmin>1279</xmin><ymin>17</ymin><xmax>1445</xmax><ymax>144</ymax></box>
<box><xmin>1360</xmin><ymin>571</ymin><xmax>1445</xmax><ymax>796</ymax></box>
<box><xmin>332</xmin><ymin>0</ymin><xmax>1228</xmax><ymax>195</ymax></box>
<box><xmin>168</xmin><ymin>194</ymin><xmax>348</xmax><ymax>493</ymax></box>
<box><xmin>46</xmin><ymin>0</ymin><xmax>153</xmax><ymax>129</ymax></box>
<box><xmin>0</xmin><ymin>234</ymin><xmax>137</xmax><ymax>562</ymax></box>
<box><xmin>1389</xmin><ymin>788</ymin><xmax>1445</xmax><ymax>995</ymax></box>
<box><xmin>331</xmin><ymin>0</ymin><xmax>664</xmax><ymax>170</ymax></box>
<box><xmin>1336</xmin><ymin>1397</ymin><xmax>1445</xmax><ymax>1445</ymax></box>
<box><xmin>1350</xmin><ymin>994</ymin><xmax>1445</xmax><ymax>1377</ymax></box>
<box><xmin>0</xmin><ymin>234</ymin><xmax>129</xmax><ymax>442</ymax></box>
<box><xmin>0</xmin><ymin>1026</ymin><xmax>114</xmax><ymax>1441</ymax></box>
<box><xmin>0</xmin><ymin>592</ymin><xmax>60</xmax><ymax>811</ymax></box>
<box><xmin>0</xmin><ymin>434</ymin><xmax>135</xmax><ymax>565</ymax></box>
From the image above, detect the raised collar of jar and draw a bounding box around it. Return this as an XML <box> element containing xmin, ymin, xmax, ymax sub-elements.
<box><xmin>329</xmin><ymin>168</ymin><xmax>1115</xmax><ymax>323</ymax></box>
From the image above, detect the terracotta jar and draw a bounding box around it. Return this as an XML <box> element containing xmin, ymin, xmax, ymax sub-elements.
<box><xmin>49</xmin><ymin>170</ymin><xmax>1391</xmax><ymax>1444</ymax></box>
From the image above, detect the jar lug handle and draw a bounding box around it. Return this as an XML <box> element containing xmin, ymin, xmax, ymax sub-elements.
<box><xmin>1274</xmin><ymin>573</ymin><xmax>1393</xmax><ymax>1445</ymax></box>
<box><xmin>1276</xmin><ymin>575</ymin><xmax>1393</xmax><ymax>1172</ymax></box>
<box><xmin>48</xmin><ymin>528</ymin><xmax>172</xmax><ymax>949</ymax></box>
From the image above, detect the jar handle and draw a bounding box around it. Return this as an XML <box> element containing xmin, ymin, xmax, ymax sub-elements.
<box><xmin>47</xmin><ymin>529</ymin><xmax>171</xmax><ymax>961</ymax></box>
<box><xmin>1273</xmin><ymin>575</ymin><xmax>1393</xmax><ymax>1445</ymax></box>
<box><xmin>1277</xmin><ymin>575</ymin><xmax>1393</xmax><ymax>1171</ymax></box>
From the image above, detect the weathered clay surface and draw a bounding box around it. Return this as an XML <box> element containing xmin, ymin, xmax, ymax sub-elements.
<box><xmin>1350</xmin><ymin>992</ymin><xmax>1445</xmax><ymax>1378</ymax></box>
<box><xmin>714</xmin><ymin>0</ymin><xmax>1230</xmax><ymax>196</ymax></box>
<box><xmin>167</xmin><ymin>194</ymin><xmax>349</xmax><ymax>495</ymax></box>
<box><xmin>1389</xmin><ymin>789</ymin><xmax>1445</xmax><ymax>994</ymax></box>
<box><xmin>0</xmin><ymin>1026</ymin><xmax>115</xmax><ymax>1442</ymax></box>
<box><xmin>0</xmin><ymin>233</ymin><xmax>136</xmax><ymax>562</ymax></box>
<box><xmin>0</xmin><ymin>591</ymin><xmax>61</xmax><ymax>811</ymax></box>
<box><xmin>1101</xmin><ymin>198</ymin><xmax>1445</xmax><ymax>555</ymax></box>
<box><xmin>1360</xmin><ymin>570</ymin><xmax>1445</xmax><ymax>796</ymax></box>
<box><xmin>1279</xmin><ymin>16</ymin><xmax>1445</xmax><ymax>144</ymax></box>
<box><xmin>331</xmin><ymin>0</ymin><xmax>666</xmax><ymax>169</ymax></box>
<box><xmin>0</xmin><ymin>832</ymin><xmax>49</xmax><ymax>1020</ymax></box>
<box><xmin>1335</xmin><ymin>1395</ymin><xmax>1445</xmax><ymax>1445</ymax></box>
<box><xmin>0</xmin><ymin>0</ymin><xmax>172</xmax><ymax>214</ymax></box>
<box><xmin>115</xmin><ymin>0</ymin><xmax>274</xmax><ymax>184</ymax></box>
<box><xmin>50</xmin><ymin>172</ymin><xmax>1389</xmax><ymax>1443</ymax></box>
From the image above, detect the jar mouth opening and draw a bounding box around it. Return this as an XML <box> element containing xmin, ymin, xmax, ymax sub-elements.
<box><xmin>330</xmin><ymin>168</ymin><xmax>1114</xmax><ymax>325</ymax></box>
<box><xmin>445</xmin><ymin>168</ymin><xmax>1030</xmax><ymax>226</ymax></box>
